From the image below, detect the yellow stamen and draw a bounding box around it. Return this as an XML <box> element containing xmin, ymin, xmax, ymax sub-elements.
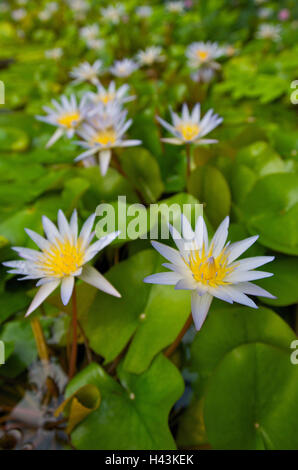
<box><xmin>92</xmin><ymin>128</ymin><xmax>117</xmax><ymax>146</ymax></box>
<box><xmin>39</xmin><ymin>238</ymin><xmax>84</xmax><ymax>278</ymax></box>
<box><xmin>176</xmin><ymin>122</ymin><xmax>200</xmax><ymax>141</ymax></box>
<box><xmin>58</xmin><ymin>112</ymin><xmax>80</xmax><ymax>129</ymax></box>
<box><xmin>197</xmin><ymin>50</ymin><xmax>209</xmax><ymax>61</ymax></box>
<box><xmin>99</xmin><ymin>92</ymin><xmax>115</xmax><ymax>105</ymax></box>
<box><xmin>187</xmin><ymin>245</ymin><xmax>234</xmax><ymax>287</ymax></box>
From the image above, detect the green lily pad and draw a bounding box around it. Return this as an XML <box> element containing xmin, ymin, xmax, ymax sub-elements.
<box><xmin>190</xmin><ymin>303</ymin><xmax>295</xmax><ymax>396</ymax></box>
<box><xmin>240</xmin><ymin>173</ymin><xmax>298</xmax><ymax>255</ymax></box>
<box><xmin>84</xmin><ymin>249</ymin><xmax>190</xmax><ymax>374</ymax></box>
<box><xmin>0</xmin><ymin>127</ymin><xmax>30</xmax><ymax>152</ymax></box>
<box><xmin>187</xmin><ymin>165</ymin><xmax>231</xmax><ymax>228</ymax></box>
<box><xmin>204</xmin><ymin>343</ymin><xmax>298</xmax><ymax>449</ymax></box>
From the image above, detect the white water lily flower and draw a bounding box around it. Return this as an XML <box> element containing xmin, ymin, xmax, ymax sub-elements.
<box><xmin>166</xmin><ymin>1</ymin><xmax>184</xmax><ymax>13</ymax></box>
<box><xmin>186</xmin><ymin>41</ymin><xmax>225</xmax><ymax>69</ymax></box>
<box><xmin>3</xmin><ymin>210</ymin><xmax>121</xmax><ymax>317</ymax></box>
<box><xmin>36</xmin><ymin>94</ymin><xmax>88</xmax><ymax>148</ymax></box>
<box><xmin>157</xmin><ymin>103</ymin><xmax>223</xmax><ymax>146</ymax></box>
<box><xmin>70</xmin><ymin>60</ymin><xmax>103</xmax><ymax>85</ymax></box>
<box><xmin>101</xmin><ymin>4</ymin><xmax>125</xmax><ymax>24</ymax></box>
<box><xmin>137</xmin><ymin>46</ymin><xmax>164</xmax><ymax>66</ymax></box>
<box><xmin>75</xmin><ymin>102</ymin><xmax>141</xmax><ymax>175</ymax></box>
<box><xmin>144</xmin><ymin>215</ymin><xmax>275</xmax><ymax>330</ymax></box>
<box><xmin>110</xmin><ymin>59</ymin><xmax>139</xmax><ymax>78</ymax></box>
<box><xmin>136</xmin><ymin>6</ymin><xmax>152</xmax><ymax>18</ymax></box>
<box><xmin>256</xmin><ymin>24</ymin><xmax>281</xmax><ymax>41</ymax></box>
<box><xmin>86</xmin><ymin>81</ymin><xmax>135</xmax><ymax>107</ymax></box>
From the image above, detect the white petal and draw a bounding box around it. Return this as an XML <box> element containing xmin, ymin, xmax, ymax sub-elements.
<box><xmin>25</xmin><ymin>280</ymin><xmax>60</xmax><ymax>317</ymax></box>
<box><xmin>194</xmin><ymin>138</ymin><xmax>218</xmax><ymax>145</ymax></box>
<box><xmin>181</xmin><ymin>214</ymin><xmax>194</xmax><ymax>241</ymax></box>
<box><xmin>120</xmin><ymin>139</ymin><xmax>142</xmax><ymax>147</ymax></box>
<box><xmin>168</xmin><ymin>223</ymin><xmax>185</xmax><ymax>253</ymax></box>
<box><xmin>143</xmin><ymin>271</ymin><xmax>182</xmax><ymax>285</ymax></box>
<box><xmin>175</xmin><ymin>277</ymin><xmax>197</xmax><ymax>290</ymax></box>
<box><xmin>79</xmin><ymin>265</ymin><xmax>121</xmax><ymax>297</ymax></box>
<box><xmin>57</xmin><ymin>209</ymin><xmax>72</xmax><ymax>240</ymax></box>
<box><xmin>36</xmin><ymin>277</ymin><xmax>57</xmax><ymax>286</ymax></box>
<box><xmin>237</xmin><ymin>282</ymin><xmax>276</xmax><ymax>299</ymax></box>
<box><xmin>191</xmin><ymin>103</ymin><xmax>200</xmax><ymax>122</ymax></box>
<box><xmin>46</xmin><ymin>128</ymin><xmax>64</xmax><ymax>148</ymax></box>
<box><xmin>70</xmin><ymin>210</ymin><xmax>78</xmax><ymax>240</ymax></box>
<box><xmin>75</xmin><ymin>147</ymin><xmax>99</xmax><ymax>162</ymax></box>
<box><xmin>151</xmin><ymin>241</ymin><xmax>184</xmax><ymax>266</ymax></box>
<box><xmin>60</xmin><ymin>276</ymin><xmax>75</xmax><ymax>305</ymax></box>
<box><xmin>194</xmin><ymin>216</ymin><xmax>206</xmax><ymax>250</ymax></box>
<box><xmin>99</xmin><ymin>149</ymin><xmax>111</xmax><ymax>176</ymax></box>
<box><xmin>25</xmin><ymin>229</ymin><xmax>50</xmax><ymax>250</ymax></box>
<box><xmin>161</xmin><ymin>137</ymin><xmax>183</xmax><ymax>145</ymax></box>
<box><xmin>219</xmin><ymin>285</ymin><xmax>258</xmax><ymax>308</ymax></box>
<box><xmin>225</xmin><ymin>270</ymin><xmax>273</xmax><ymax>283</ymax></box>
<box><xmin>226</xmin><ymin>235</ymin><xmax>259</xmax><ymax>263</ymax></box>
<box><xmin>85</xmin><ymin>231</ymin><xmax>120</xmax><ymax>261</ymax></box>
<box><xmin>12</xmin><ymin>247</ymin><xmax>40</xmax><ymax>261</ymax></box>
<box><xmin>79</xmin><ymin>213</ymin><xmax>96</xmax><ymax>248</ymax></box>
<box><xmin>156</xmin><ymin>116</ymin><xmax>176</xmax><ymax>135</ymax></box>
<box><xmin>207</xmin><ymin>285</ymin><xmax>234</xmax><ymax>304</ymax></box>
<box><xmin>191</xmin><ymin>292</ymin><xmax>213</xmax><ymax>330</ymax></box>
<box><xmin>231</xmin><ymin>256</ymin><xmax>274</xmax><ymax>272</ymax></box>
<box><xmin>42</xmin><ymin>216</ymin><xmax>61</xmax><ymax>244</ymax></box>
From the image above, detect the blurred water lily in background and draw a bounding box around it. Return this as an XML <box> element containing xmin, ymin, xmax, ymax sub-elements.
<box><xmin>86</xmin><ymin>81</ymin><xmax>135</xmax><ymax>106</ymax></box>
<box><xmin>137</xmin><ymin>46</ymin><xmax>164</xmax><ymax>66</ymax></box>
<box><xmin>101</xmin><ymin>4</ymin><xmax>125</xmax><ymax>24</ymax></box>
<box><xmin>110</xmin><ymin>58</ymin><xmax>139</xmax><ymax>77</ymax></box>
<box><xmin>0</xmin><ymin>0</ymin><xmax>298</xmax><ymax>453</ymax></box>
<box><xmin>75</xmin><ymin>102</ymin><xmax>141</xmax><ymax>174</ymax></box>
<box><xmin>157</xmin><ymin>103</ymin><xmax>223</xmax><ymax>146</ymax></box>
<box><xmin>70</xmin><ymin>60</ymin><xmax>103</xmax><ymax>85</ymax></box>
<box><xmin>36</xmin><ymin>94</ymin><xmax>89</xmax><ymax>148</ymax></box>
<box><xmin>256</xmin><ymin>23</ymin><xmax>281</xmax><ymax>40</ymax></box>
<box><xmin>186</xmin><ymin>41</ymin><xmax>225</xmax><ymax>82</ymax></box>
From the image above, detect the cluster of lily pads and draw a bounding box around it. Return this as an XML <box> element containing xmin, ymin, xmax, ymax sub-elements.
<box><xmin>0</xmin><ymin>0</ymin><xmax>298</xmax><ymax>452</ymax></box>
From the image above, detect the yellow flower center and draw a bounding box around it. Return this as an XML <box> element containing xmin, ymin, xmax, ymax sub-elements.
<box><xmin>98</xmin><ymin>92</ymin><xmax>115</xmax><ymax>105</ymax></box>
<box><xmin>187</xmin><ymin>246</ymin><xmax>234</xmax><ymax>287</ymax></box>
<box><xmin>92</xmin><ymin>128</ymin><xmax>117</xmax><ymax>146</ymax></box>
<box><xmin>40</xmin><ymin>239</ymin><xmax>84</xmax><ymax>278</ymax></box>
<box><xmin>176</xmin><ymin>122</ymin><xmax>200</xmax><ymax>141</ymax></box>
<box><xmin>197</xmin><ymin>50</ymin><xmax>209</xmax><ymax>61</ymax></box>
<box><xmin>58</xmin><ymin>112</ymin><xmax>80</xmax><ymax>129</ymax></box>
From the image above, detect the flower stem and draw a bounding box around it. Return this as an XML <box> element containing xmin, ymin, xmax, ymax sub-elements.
<box><xmin>186</xmin><ymin>144</ymin><xmax>191</xmax><ymax>180</ymax></box>
<box><xmin>69</xmin><ymin>284</ymin><xmax>78</xmax><ymax>379</ymax></box>
<box><xmin>164</xmin><ymin>313</ymin><xmax>193</xmax><ymax>358</ymax></box>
